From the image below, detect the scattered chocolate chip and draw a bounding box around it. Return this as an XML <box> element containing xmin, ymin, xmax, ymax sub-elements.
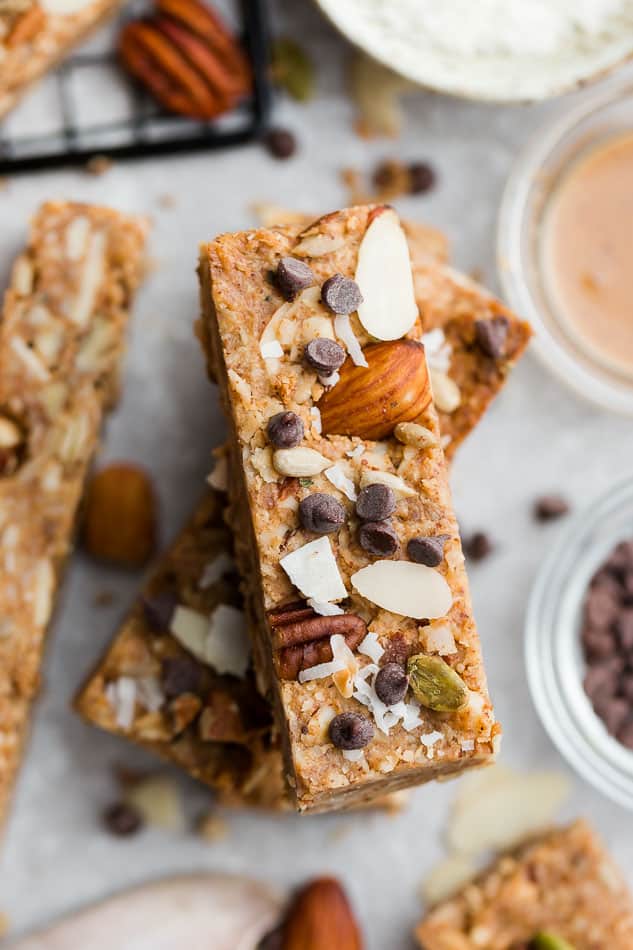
<box><xmin>161</xmin><ymin>656</ymin><xmax>204</xmax><ymax>699</ymax></box>
<box><xmin>321</xmin><ymin>273</ymin><xmax>363</xmax><ymax>315</ymax></box>
<box><xmin>534</xmin><ymin>495</ymin><xmax>570</xmax><ymax>521</ymax></box>
<box><xmin>276</xmin><ymin>257</ymin><xmax>315</xmax><ymax>300</ymax></box>
<box><xmin>102</xmin><ymin>801</ymin><xmax>143</xmax><ymax>837</ymax></box>
<box><xmin>304</xmin><ymin>338</ymin><xmax>346</xmax><ymax>376</ymax></box>
<box><xmin>267</xmin><ymin>411</ymin><xmax>304</xmax><ymax>448</ymax></box>
<box><xmin>474</xmin><ymin>316</ymin><xmax>509</xmax><ymax>360</ymax></box>
<box><xmin>356</xmin><ymin>483</ymin><xmax>396</xmax><ymax>522</ymax></box>
<box><xmin>375</xmin><ymin>663</ymin><xmax>409</xmax><ymax>706</ymax></box>
<box><xmin>407</xmin><ymin>534</ymin><xmax>449</xmax><ymax>567</ymax></box>
<box><xmin>359</xmin><ymin>520</ymin><xmax>399</xmax><ymax>557</ymax></box>
<box><xmin>408</xmin><ymin>161</ymin><xmax>436</xmax><ymax>194</ymax></box>
<box><xmin>299</xmin><ymin>492</ymin><xmax>345</xmax><ymax>534</ymax></box>
<box><xmin>142</xmin><ymin>591</ymin><xmax>178</xmax><ymax>633</ymax></box>
<box><xmin>329</xmin><ymin>712</ymin><xmax>374</xmax><ymax>750</ymax></box>
<box><xmin>584</xmin><ymin>587</ymin><xmax>619</xmax><ymax>629</ymax></box>
<box><xmin>264</xmin><ymin>127</ymin><xmax>296</xmax><ymax>160</ymax></box>
<box><xmin>463</xmin><ymin>531</ymin><xmax>493</xmax><ymax>561</ymax></box>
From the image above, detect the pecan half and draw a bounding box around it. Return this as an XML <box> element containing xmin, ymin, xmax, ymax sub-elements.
<box><xmin>269</xmin><ymin>602</ymin><xmax>367</xmax><ymax>680</ymax></box>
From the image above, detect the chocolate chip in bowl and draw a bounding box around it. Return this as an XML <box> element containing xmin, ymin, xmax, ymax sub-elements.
<box><xmin>526</xmin><ymin>476</ymin><xmax>633</xmax><ymax>810</ymax></box>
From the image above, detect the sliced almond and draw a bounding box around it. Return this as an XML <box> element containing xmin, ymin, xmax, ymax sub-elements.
<box><xmin>32</xmin><ymin>558</ymin><xmax>54</xmax><ymax>627</ymax></box>
<box><xmin>355</xmin><ymin>208</ymin><xmax>417</xmax><ymax>341</ymax></box>
<box><xmin>430</xmin><ymin>368</ymin><xmax>461</xmax><ymax>414</ymax></box>
<box><xmin>280</xmin><ymin>536</ymin><xmax>347</xmax><ymax>603</ymax></box>
<box><xmin>170</xmin><ymin>605</ymin><xmax>209</xmax><ymax>660</ymax></box>
<box><xmin>69</xmin><ymin>231</ymin><xmax>105</xmax><ymax>327</ymax></box>
<box><xmin>294</xmin><ymin>234</ymin><xmax>346</xmax><ymax>257</ymax></box>
<box><xmin>273</xmin><ymin>446</ymin><xmax>330</xmax><ymax>477</ymax></box>
<box><xmin>351</xmin><ymin>560</ymin><xmax>452</xmax><ymax>619</ymax></box>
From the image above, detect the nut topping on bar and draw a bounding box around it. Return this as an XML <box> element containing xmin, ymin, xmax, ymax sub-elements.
<box><xmin>269</xmin><ymin>602</ymin><xmax>366</xmax><ymax>680</ymax></box>
<box><xmin>318</xmin><ymin>339</ymin><xmax>431</xmax><ymax>440</ymax></box>
<box><xmin>407</xmin><ymin>654</ymin><xmax>468</xmax><ymax>712</ymax></box>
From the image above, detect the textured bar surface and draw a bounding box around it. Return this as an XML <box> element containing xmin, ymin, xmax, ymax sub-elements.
<box><xmin>0</xmin><ymin>0</ymin><xmax>124</xmax><ymax>119</ymax></box>
<box><xmin>198</xmin><ymin>205</ymin><xmax>501</xmax><ymax>812</ymax></box>
<box><xmin>416</xmin><ymin>820</ymin><xmax>633</xmax><ymax>949</ymax></box>
<box><xmin>0</xmin><ymin>201</ymin><xmax>148</xmax><ymax>826</ymax></box>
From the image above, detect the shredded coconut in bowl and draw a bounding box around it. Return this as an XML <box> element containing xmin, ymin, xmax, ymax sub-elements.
<box><xmin>317</xmin><ymin>0</ymin><xmax>633</xmax><ymax>101</ymax></box>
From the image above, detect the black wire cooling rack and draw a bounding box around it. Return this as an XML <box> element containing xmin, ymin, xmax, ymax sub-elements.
<box><xmin>0</xmin><ymin>0</ymin><xmax>271</xmax><ymax>174</ymax></box>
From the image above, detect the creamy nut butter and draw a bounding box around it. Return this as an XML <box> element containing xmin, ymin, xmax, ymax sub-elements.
<box><xmin>542</xmin><ymin>132</ymin><xmax>633</xmax><ymax>375</ymax></box>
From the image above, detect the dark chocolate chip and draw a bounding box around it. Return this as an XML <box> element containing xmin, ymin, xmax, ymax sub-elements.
<box><xmin>276</xmin><ymin>257</ymin><xmax>314</xmax><ymax>300</ymax></box>
<box><xmin>606</xmin><ymin>540</ymin><xmax>633</xmax><ymax>575</ymax></box>
<box><xmin>407</xmin><ymin>535</ymin><xmax>449</xmax><ymax>567</ymax></box>
<box><xmin>264</xmin><ymin>127</ymin><xmax>296</xmax><ymax>160</ymax></box>
<box><xmin>304</xmin><ymin>338</ymin><xmax>346</xmax><ymax>376</ymax></box>
<box><xmin>329</xmin><ymin>712</ymin><xmax>374</xmax><ymax>750</ymax></box>
<box><xmin>584</xmin><ymin>587</ymin><xmax>619</xmax><ymax>629</ymax></box>
<box><xmin>359</xmin><ymin>520</ymin><xmax>399</xmax><ymax>557</ymax></box>
<box><xmin>582</xmin><ymin>627</ymin><xmax>616</xmax><ymax>661</ymax></box>
<box><xmin>463</xmin><ymin>531</ymin><xmax>493</xmax><ymax>561</ymax></box>
<box><xmin>474</xmin><ymin>316</ymin><xmax>509</xmax><ymax>360</ymax></box>
<box><xmin>375</xmin><ymin>663</ymin><xmax>409</xmax><ymax>706</ymax></box>
<box><xmin>102</xmin><ymin>801</ymin><xmax>143</xmax><ymax>837</ymax></box>
<box><xmin>321</xmin><ymin>273</ymin><xmax>363</xmax><ymax>315</ymax></box>
<box><xmin>299</xmin><ymin>492</ymin><xmax>345</xmax><ymax>534</ymax></box>
<box><xmin>617</xmin><ymin>719</ymin><xmax>633</xmax><ymax>750</ymax></box>
<box><xmin>408</xmin><ymin>161</ymin><xmax>436</xmax><ymax>194</ymax></box>
<box><xmin>594</xmin><ymin>696</ymin><xmax>629</xmax><ymax>736</ymax></box>
<box><xmin>142</xmin><ymin>591</ymin><xmax>178</xmax><ymax>633</ymax></box>
<box><xmin>161</xmin><ymin>655</ymin><xmax>204</xmax><ymax>699</ymax></box>
<box><xmin>267</xmin><ymin>411</ymin><xmax>304</xmax><ymax>448</ymax></box>
<box><xmin>356</xmin><ymin>483</ymin><xmax>396</xmax><ymax>522</ymax></box>
<box><xmin>534</xmin><ymin>495</ymin><xmax>570</xmax><ymax>522</ymax></box>
<box><xmin>583</xmin><ymin>658</ymin><xmax>622</xmax><ymax>704</ymax></box>
<box><xmin>619</xmin><ymin>674</ymin><xmax>633</xmax><ymax>703</ymax></box>
<box><xmin>616</xmin><ymin>609</ymin><xmax>633</xmax><ymax>651</ymax></box>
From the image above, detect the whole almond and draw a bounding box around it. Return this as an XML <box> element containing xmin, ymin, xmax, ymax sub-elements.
<box><xmin>281</xmin><ymin>877</ymin><xmax>363</xmax><ymax>949</ymax></box>
<box><xmin>82</xmin><ymin>463</ymin><xmax>157</xmax><ymax>568</ymax></box>
<box><xmin>318</xmin><ymin>340</ymin><xmax>431</xmax><ymax>441</ymax></box>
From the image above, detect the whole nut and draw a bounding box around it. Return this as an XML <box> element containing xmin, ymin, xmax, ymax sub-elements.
<box><xmin>272</xmin><ymin>446</ymin><xmax>330</xmax><ymax>477</ymax></box>
<box><xmin>407</xmin><ymin>653</ymin><xmax>468</xmax><ymax>712</ymax></box>
<box><xmin>281</xmin><ymin>877</ymin><xmax>363</xmax><ymax>950</ymax></box>
<box><xmin>318</xmin><ymin>339</ymin><xmax>431</xmax><ymax>440</ymax></box>
<box><xmin>82</xmin><ymin>463</ymin><xmax>157</xmax><ymax>568</ymax></box>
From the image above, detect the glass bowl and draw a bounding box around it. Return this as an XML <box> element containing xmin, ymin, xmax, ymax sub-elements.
<box><xmin>497</xmin><ymin>79</ymin><xmax>633</xmax><ymax>414</ymax></box>
<box><xmin>525</xmin><ymin>475</ymin><xmax>633</xmax><ymax>809</ymax></box>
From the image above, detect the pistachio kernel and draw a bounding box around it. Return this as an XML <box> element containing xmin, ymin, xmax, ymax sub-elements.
<box><xmin>407</xmin><ymin>654</ymin><xmax>468</xmax><ymax>712</ymax></box>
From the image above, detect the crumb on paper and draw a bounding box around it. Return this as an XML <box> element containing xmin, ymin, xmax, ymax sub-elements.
<box><xmin>197</xmin><ymin>811</ymin><xmax>229</xmax><ymax>843</ymax></box>
<box><xmin>85</xmin><ymin>156</ymin><xmax>113</xmax><ymax>176</ymax></box>
<box><xmin>157</xmin><ymin>194</ymin><xmax>176</xmax><ymax>210</ymax></box>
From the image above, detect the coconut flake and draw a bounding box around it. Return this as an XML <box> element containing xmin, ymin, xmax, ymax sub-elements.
<box><xmin>342</xmin><ymin>749</ymin><xmax>364</xmax><ymax>762</ymax></box>
<box><xmin>461</xmin><ymin>739</ymin><xmax>475</xmax><ymax>752</ymax></box>
<box><xmin>423</xmin><ymin>622</ymin><xmax>457</xmax><ymax>656</ymax></box>
<box><xmin>420</xmin><ymin>730</ymin><xmax>443</xmax><ymax>748</ymax></box>
<box><xmin>318</xmin><ymin>370</ymin><xmax>340</xmax><ymax>388</ymax></box>
<box><xmin>359</xmin><ymin>468</ymin><xmax>415</xmax><ymax>498</ymax></box>
<box><xmin>310</xmin><ymin>406</ymin><xmax>322</xmax><ymax>435</ymax></box>
<box><xmin>358</xmin><ymin>631</ymin><xmax>384</xmax><ymax>663</ymax></box>
<box><xmin>199</xmin><ymin>553</ymin><xmax>235</xmax><ymax>589</ymax></box>
<box><xmin>325</xmin><ymin>463</ymin><xmax>357</xmax><ymax>501</ymax></box>
<box><xmin>205</xmin><ymin>605</ymin><xmax>250</xmax><ymax>677</ymax></box>
<box><xmin>422</xmin><ymin>328</ymin><xmax>452</xmax><ymax>373</ymax></box>
<box><xmin>307</xmin><ymin>599</ymin><xmax>344</xmax><ymax>616</ymax></box>
<box><xmin>105</xmin><ymin>676</ymin><xmax>137</xmax><ymax>730</ymax></box>
<box><xmin>260</xmin><ymin>339</ymin><xmax>284</xmax><ymax>359</ymax></box>
<box><xmin>346</xmin><ymin>444</ymin><xmax>365</xmax><ymax>461</ymax></box>
<box><xmin>280</xmin><ymin>536</ymin><xmax>347</xmax><ymax>603</ymax></box>
<box><xmin>334</xmin><ymin>314</ymin><xmax>368</xmax><ymax>367</ymax></box>
<box><xmin>136</xmin><ymin>676</ymin><xmax>165</xmax><ymax>713</ymax></box>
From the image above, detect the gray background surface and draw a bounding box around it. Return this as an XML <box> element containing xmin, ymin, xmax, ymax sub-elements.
<box><xmin>1</xmin><ymin>3</ymin><xmax>633</xmax><ymax>946</ymax></box>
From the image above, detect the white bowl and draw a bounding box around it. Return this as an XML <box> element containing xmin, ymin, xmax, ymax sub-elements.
<box><xmin>315</xmin><ymin>0</ymin><xmax>633</xmax><ymax>102</ymax></box>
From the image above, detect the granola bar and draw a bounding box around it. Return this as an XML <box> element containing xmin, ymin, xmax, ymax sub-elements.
<box><xmin>416</xmin><ymin>820</ymin><xmax>633</xmax><ymax>949</ymax></box>
<box><xmin>0</xmin><ymin>201</ymin><xmax>148</xmax><ymax>826</ymax></box>
<box><xmin>198</xmin><ymin>204</ymin><xmax>500</xmax><ymax>812</ymax></box>
<box><xmin>74</xmin><ymin>489</ymin><xmax>286</xmax><ymax>810</ymax></box>
<box><xmin>0</xmin><ymin>0</ymin><xmax>124</xmax><ymax>119</ymax></box>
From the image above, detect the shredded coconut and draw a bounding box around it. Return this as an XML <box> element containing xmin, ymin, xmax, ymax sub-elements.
<box><xmin>422</xmin><ymin>328</ymin><xmax>452</xmax><ymax>373</ymax></box>
<box><xmin>307</xmin><ymin>598</ymin><xmax>344</xmax><ymax>616</ymax></box>
<box><xmin>310</xmin><ymin>406</ymin><xmax>322</xmax><ymax>435</ymax></box>
<box><xmin>105</xmin><ymin>676</ymin><xmax>137</xmax><ymax>730</ymax></box>
<box><xmin>199</xmin><ymin>552</ymin><xmax>234</xmax><ymax>589</ymax></box>
<box><xmin>334</xmin><ymin>314</ymin><xmax>368</xmax><ymax>367</ymax></box>
<box><xmin>260</xmin><ymin>339</ymin><xmax>284</xmax><ymax>359</ymax></box>
<box><xmin>358</xmin><ymin>631</ymin><xmax>384</xmax><ymax>663</ymax></box>
<box><xmin>325</xmin><ymin>463</ymin><xmax>358</xmax><ymax>501</ymax></box>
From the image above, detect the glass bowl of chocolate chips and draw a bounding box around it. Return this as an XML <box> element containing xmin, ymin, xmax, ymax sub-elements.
<box><xmin>526</xmin><ymin>475</ymin><xmax>633</xmax><ymax>809</ymax></box>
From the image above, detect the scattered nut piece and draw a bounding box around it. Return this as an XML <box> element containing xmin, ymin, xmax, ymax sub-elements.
<box><xmin>349</xmin><ymin>50</ymin><xmax>410</xmax><ymax>138</ymax></box>
<box><xmin>124</xmin><ymin>774</ymin><xmax>185</xmax><ymax>833</ymax></box>
<box><xmin>273</xmin><ymin>446</ymin><xmax>330</xmax><ymax>477</ymax></box>
<box><xmin>394</xmin><ymin>421</ymin><xmax>437</xmax><ymax>450</ymax></box>
<box><xmin>81</xmin><ymin>463</ymin><xmax>157</xmax><ymax>568</ymax></box>
<box><xmin>280</xmin><ymin>877</ymin><xmax>363</xmax><ymax>949</ymax></box>
<box><xmin>430</xmin><ymin>368</ymin><xmax>461</xmax><ymax>414</ymax></box>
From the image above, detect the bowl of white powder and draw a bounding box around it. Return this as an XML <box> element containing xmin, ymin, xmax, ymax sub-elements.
<box><xmin>315</xmin><ymin>0</ymin><xmax>633</xmax><ymax>101</ymax></box>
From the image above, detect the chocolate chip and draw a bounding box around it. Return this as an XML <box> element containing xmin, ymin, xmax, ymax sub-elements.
<box><xmin>583</xmin><ymin>658</ymin><xmax>622</xmax><ymax>704</ymax></box>
<box><xmin>474</xmin><ymin>316</ymin><xmax>509</xmax><ymax>360</ymax></box>
<box><xmin>299</xmin><ymin>492</ymin><xmax>345</xmax><ymax>534</ymax></box>
<box><xmin>375</xmin><ymin>663</ymin><xmax>409</xmax><ymax>706</ymax></box>
<box><xmin>264</xmin><ymin>127</ymin><xmax>296</xmax><ymax>160</ymax></box>
<box><xmin>606</xmin><ymin>540</ymin><xmax>633</xmax><ymax>575</ymax></box>
<box><xmin>584</xmin><ymin>587</ymin><xmax>619</xmax><ymax>629</ymax></box>
<box><xmin>321</xmin><ymin>273</ymin><xmax>363</xmax><ymax>315</ymax></box>
<box><xmin>534</xmin><ymin>495</ymin><xmax>570</xmax><ymax>521</ymax></box>
<box><xmin>329</xmin><ymin>712</ymin><xmax>374</xmax><ymax>750</ymax></box>
<box><xmin>463</xmin><ymin>531</ymin><xmax>493</xmax><ymax>561</ymax></box>
<box><xmin>161</xmin><ymin>656</ymin><xmax>203</xmax><ymax>699</ymax></box>
<box><xmin>616</xmin><ymin>609</ymin><xmax>633</xmax><ymax>651</ymax></box>
<box><xmin>356</xmin><ymin>483</ymin><xmax>396</xmax><ymax>522</ymax></box>
<box><xmin>304</xmin><ymin>338</ymin><xmax>346</xmax><ymax>376</ymax></box>
<box><xmin>142</xmin><ymin>591</ymin><xmax>178</xmax><ymax>633</ymax></box>
<box><xmin>407</xmin><ymin>535</ymin><xmax>449</xmax><ymax>567</ymax></box>
<box><xmin>619</xmin><ymin>674</ymin><xmax>633</xmax><ymax>703</ymax></box>
<box><xmin>582</xmin><ymin>627</ymin><xmax>616</xmax><ymax>661</ymax></box>
<box><xmin>617</xmin><ymin>719</ymin><xmax>633</xmax><ymax>749</ymax></box>
<box><xmin>408</xmin><ymin>161</ymin><xmax>436</xmax><ymax>194</ymax></box>
<box><xmin>359</xmin><ymin>520</ymin><xmax>399</xmax><ymax>557</ymax></box>
<box><xmin>594</xmin><ymin>696</ymin><xmax>629</xmax><ymax>736</ymax></box>
<box><xmin>276</xmin><ymin>257</ymin><xmax>314</xmax><ymax>300</ymax></box>
<box><xmin>267</xmin><ymin>411</ymin><xmax>304</xmax><ymax>448</ymax></box>
<box><xmin>102</xmin><ymin>801</ymin><xmax>143</xmax><ymax>837</ymax></box>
